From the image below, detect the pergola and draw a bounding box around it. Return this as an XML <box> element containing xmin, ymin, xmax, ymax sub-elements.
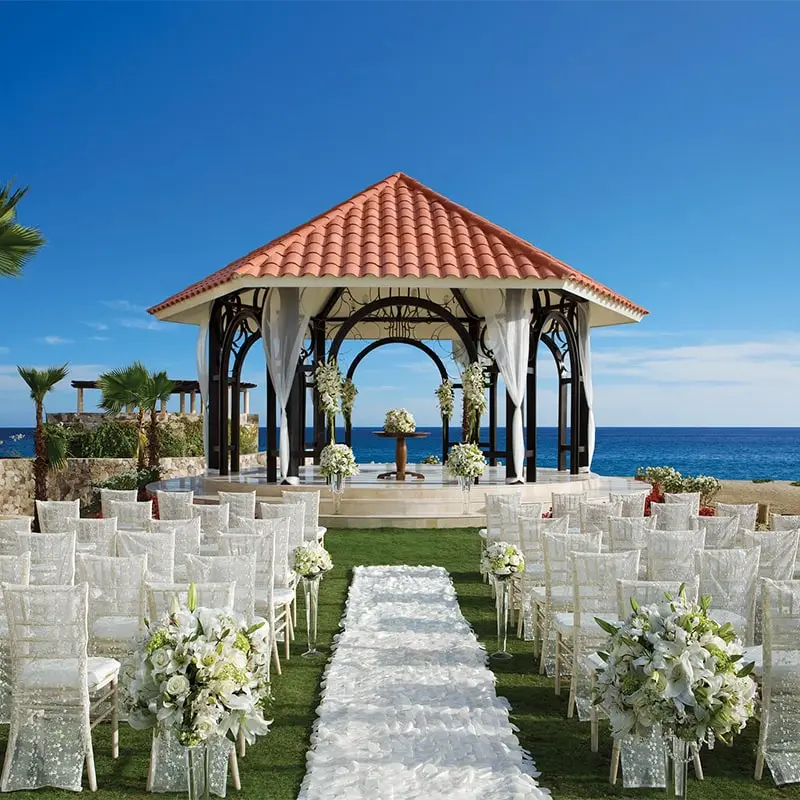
<box><xmin>149</xmin><ymin>173</ymin><xmax>646</xmax><ymax>484</ymax></box>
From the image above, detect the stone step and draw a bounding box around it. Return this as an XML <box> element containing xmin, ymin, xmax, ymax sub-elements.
<box><xmin>320</xmin><ymin>513</ymin><xmax>485</xmax><ymax>529</ymax></box>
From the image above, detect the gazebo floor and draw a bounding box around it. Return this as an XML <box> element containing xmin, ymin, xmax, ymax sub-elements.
<box><xmin>148</xmin><ymin>466</ymin><xmax>640</xmax><ymax>529</ymax></box>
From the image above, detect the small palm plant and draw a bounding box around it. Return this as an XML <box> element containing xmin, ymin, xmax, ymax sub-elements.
<box><xmin>17</xmin><ymin>364</ymin><xmax>69</xmax><ymax>503</ymax></box>
<box><xmin>144</xmin><ymin>370</ymin><xmax>175</xmax><ymax>469</ymax></box>
<box><xmin>0</xmin><ymin>182</ymin><xmax>45</xmax><ymax>277</ymax></box>
<box><xmin>97</xmin><ymin>362</ymin><xmax>150</xmax><ymax>470</ymax></box>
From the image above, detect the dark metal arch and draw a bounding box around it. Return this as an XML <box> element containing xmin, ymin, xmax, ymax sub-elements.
<box><xmin>345</xmin><ymin>338</ymin><xmax>449</xmax><ymax>384</ymax></box>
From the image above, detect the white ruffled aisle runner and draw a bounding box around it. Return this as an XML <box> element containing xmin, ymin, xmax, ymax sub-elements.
<box><xmin>298</xmin><ymin>565</ymin><xmax>550</xmax><ymax>800</ymax></box>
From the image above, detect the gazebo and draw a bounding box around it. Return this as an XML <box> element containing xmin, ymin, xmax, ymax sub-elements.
<box><xmin>148</xmin><ymin>172</ymin><xmax>646</xmax><ymax>484</ymax></box>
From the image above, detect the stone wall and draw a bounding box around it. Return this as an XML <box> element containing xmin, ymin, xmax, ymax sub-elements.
<box><xmin>0</xmin><ymin>451</ymin><xmax>267</xmax><ymax>515</ymax></box>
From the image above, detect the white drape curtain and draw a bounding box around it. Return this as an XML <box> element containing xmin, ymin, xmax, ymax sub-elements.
<box><xmin>261</xmin><ymin>288</ymin><xmax>311</xmax><ymax>479</ymax></box>
<box><xmin>479</xmin><ymin>288</ymin><xmax>532</xmax><ymax>483</ymax></box>
<box><xmin>576</xmin><ymin>303</ymin><xmax>595</xmax><ymax>470</ymax></box>
<box><xmin>195</xmin><ymin>316</ymin><xmax>210</xmax><ymax>465</ymax></box>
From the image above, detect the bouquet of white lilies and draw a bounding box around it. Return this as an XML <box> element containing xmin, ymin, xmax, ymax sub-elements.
<box><xmin>319</xmin><ymin>443</ymin><xmax>359</xmax><ymax>478</ymax></box>
<box><xmin>481</xmin><ymin>541</ymin><xmax>525</xmax><ymax>578</ymax></box>
<box><xmin>383</xmin><ymin>408</ymin><xmax>416</xmax><ymax>434</ymax></box>
<box><xmin>594</xmin><ymin>586</ymin><xmax>757</xmax><ymax>745</ymax></box>
<box><xmin>446</xmin><ymin>442</ymin><xmax>487</xmax><ymax>478</ymax></box>
<box><xmin>121</xmin><ymin>585</ymin><xmax>272</xmax><ymax>748</ymax></box>
<box><xmin>293</xmin><ymin>542</ymin><xmax>334</xmax><ymax>578</ymax></box>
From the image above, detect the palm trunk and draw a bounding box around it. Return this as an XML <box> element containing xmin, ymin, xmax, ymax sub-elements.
<box><xmin>147</xmin><ymin>408</ymin><xmax>159</xmax><ymax>469</ymax></box>
<box><xmin>33</xmin><ymin>400</ymin><xmax>48</xmax><ymax>508</ymax></box>
<box><xmin>136</xmin><ymin>408</ymin><xmax>147</xmax><ymax>471</ymax></box>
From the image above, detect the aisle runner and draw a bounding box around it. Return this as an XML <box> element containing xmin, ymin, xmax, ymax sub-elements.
<box><xmin>298</xmin><ymin>565</ymin><xmax>550</xmax><ymax>800</ymax></box>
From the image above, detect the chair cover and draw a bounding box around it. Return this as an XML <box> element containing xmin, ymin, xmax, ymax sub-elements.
<box><xmin>615</xmin><ymin>577</ymin><xmax>699</xmax><ymax>618</ymax></box>
<box><xmin>282</xmin><ymin>490</ymin><xmax>322</xmax><ymax>541</ymax></box>
<box><xmin>105</xmin><ymin>499</ymin><xmax>153</xmax><ymax>531</ymax></box>
<box><xmin>579</xmin><ymin>501</ymin><xmax>622</xmax><ymax>536</ymax></box>
<box><xmin>663</xmin><ymin>491</ymin><xmax>701</xmax><ymax>515</ymax></box>
<box><xmin>551</xmin><ymin>492</ymin><xmax>585</xmax><ymax>520</ymax></box>
<box><xmin>147</xmin><ymin>517</ymin><xmax>202</xmax><ymax>580</ymax></box>
<box><xmin>648</xmin><ymin>502</ymin><xmax>692</xmax><ymax>531</ymax></box>
<box><xmin>690</xmin><ymin>514</ymin><xmax>739</xmax><ymax>548</ymax></box>
<box><xmin>772</xmin><ymin>515</ymin><xmax>800</xmax><ymax>532</ymax></box>
<box><xmin>483</xmin><ymin>491</ymin><xmax>523</xmax><ymax>539</ymax></box>
<box><xmin>192</xmin><ymin>503</ymin><xmax>230</xmax><ymax>541</ymax></box>
<box><xmin>0</xmin><ymin>553</ymin><xmax>31</xmax><ymax>723</ymax></box>
<box><xmin>609</xmin><ymin>490</ymin><xmax>648</xmax><ymax>518</ymax></box>
<box><xmin>35</xmin><ymin>499</ymin><xmax>80</xmax><ymax>533</ymax></box>
<box><xmin>185</xmin><ymin>554</ymin><xmax>257</xmax><ymax>618</ymax></box>
<box><xmin>716</xmin><ymin>502</ymin><xmax>758</xmax><ymax>531</ymax></box>
<box><xmin>116</xmin><ymin>530</ymin><xmax>175</xmax><ymax>583</ymax></box>
<box><xmin>146</xmin><ymin>582</ymin><xmax>236</xmax><ymax>619</ymax></box>
<box><xmin>99</xmin><ymin>488</ymin><xmax>137</xmax><ymax>519</ymax></box>
<box><xmin>18</xmin><ymin>531</ymin><xmax>76</xmax><ymax>585</ymax></box>
<box><xmin>259</xmin><ymin>501</ymin><xmax>304</xmax><ymax>558</ymax></box>
<box><xmin>69</xmin><ymin>517</ymin><xmax>118</xmax><ymax>556</ymax></box>
<box><xmin>646</xmin><ymin>529</ymin><xmax>705</xmax><ymax>582</ymax></box>
<box><xmin>156</xmin><ymin>490</ymin><xmax>194</xmax><ymax>521</ymax></box>
<box><xmin>218</xmin><ymin>490</ymin><xmax>257</xmax><ymax>520</ymax></box>
<box><xmin>0</xmin><ymin>519</ymin><xmax>32</xmax><ymax>555</ymax></box>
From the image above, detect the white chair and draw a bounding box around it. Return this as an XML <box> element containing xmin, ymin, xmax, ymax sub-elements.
<box><xmin>69</xmin><ymin>517</ymin><xmax>118</xmax><ymax>556</ymax></box>
<box><xmin>259</xmin><ymin>502</ymin><xmax>304</xmax><ymax>624</ymax></box>
<box><xmin>483</xmin><ymin>491</ymin><xmax>523</xmax><ymax>537</ymax></box>
<box><xmin>99</xmin><ymin>488</ymin><xmax>137</xmax><ymax>520</ymax></box>
<box><xmin>663</xmin><ymin>491</ymin><xmax>701</xmax><ymax>516</ymax></box>
<box><xmin>185</xmin><ymin>554</ymin><xmax>257</xmax><ymax>619</ymax></box>
<box><xmin>146</xmin><ymin>581</ymin><xmax>236</xmax><ymax>619</ymax></box>
<box><xmin>772</xmin><ymin>515</ymin><xmax>800</xmax><ymax>532</ymax></box>
<box><xmin>75</xmin><ymin>553</ymin><xmax>147</xmax><ymax>658</ymax></box>
<box><xmin>615</xmin><ymin>577</ymin><xmax>700</xmax><ymax>616</ymax></box>
<box><xmin>156</xmin><ymin>490</ymin><xmax>194</xmax><ymax>521</ymax></box>
<box><xmin>105</xmin><ymin>499</ymin><xmax>152</xmax><ymax>531</ymax></box>
<box><xmin>755</xmin><ymin>578</ymin><xmax>800</xmax><ymax>784</ymax></box>
<box><xmin>35</xmin><ymin>499</ymin><xmax>80</xmax><ymax>533</ymax></box>
<box><xmin>0</xmin><ymin>519</ymin><xmax>32</xmax><ymax>555</ymax></box>
<box><xmin>741</xmin><ymin>530</ymin><xmax>800</xmax><ymax>582</ymax></box>
<box><xmin>580</xmin><ymin>501</ymin><xmax>622</xmax><ymax>536</ymax></box>
<box><xmin>0</xmin><ymin>583</ymin><xmax>120</xmax><ymax>792</ymax></box>
<box><xmin>17</xmin><ymin>530</ymin><xmax>76</xmax><ymax>585</ymax></box>
<box><xmin>690</xmin><ymin>514</ymin><xmax>739</xmax><ymax>549</ymax></box>
<box><xmin>647</xmin><ymin>529</ymin><xmax>705</xmax><ymax>582</ymax></box>
<box><xmin>551</xmin><ymin>491</ymin><xmax>586</xmax><ymax>520</ymax></box>
<box><xmin>648</xmin><ymin>502</ymin><xmax>692</xmax><ymax>532</ymax></box>
<box><xmin>251</xmin><ymin>514</ymin><xmax>295</xmax><ymax>633</ymax></box>
<box><xmin>218</xmin><ymin>490</ymin><xmax>257</xmax><ymax>520</ymax></box>
<box><xmin>0</xmin><ymin>517</ymin><xmax>32</xmax><ymax>533</ymax></box>
<box><xmin>696</xmin><ymin>547</ymin><xmax>761</xmax><ymax>645</ymax></box>
<box><xmin>607</xmin><ymin>516</ymin><xmax>656</xmax><ymax>555</ymax></box>
<box><xmin>0</xmin><ymin>553</ymin><xmax>31</xmax><ymax>724</ymax></box>
<box><xmin>116</xmin><ymin>530</ymin><xmax>175</xmax><ymax>583</ymax></box>
<box><xmin>147</xmin><ymin>517</ymin><xmax>202</xmax><ymax>580</ymax></box>
<box><xmin>282</xmin><ymin>489</ymin><xmax>326</xmax><ymax>543</ymax></box>
<box><xmin>610</xmin><ymin>490</ymin><xmax>648</xmax><ymax>518</ymax></box>
<box><xmin>717</xmin><ymin>502</ymin><xmax>758</xmax><ymax>531</ymax></box>
<box><xmin>192</xmin><ymin>503</ymin><xmax>230</xmax><ymax>542</ymax></box>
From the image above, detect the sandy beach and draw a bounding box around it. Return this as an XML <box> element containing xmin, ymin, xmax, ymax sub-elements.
<box><xmin>714</xmin><ymin>479</ymin><xmax>800</xmax><ymax>516</ymax></box>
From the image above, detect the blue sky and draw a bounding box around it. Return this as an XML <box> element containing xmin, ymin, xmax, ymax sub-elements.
<box><xmin>2</xmin><ymin>2</ymin><xmax>799</xmax><ymax>428</ymax></box>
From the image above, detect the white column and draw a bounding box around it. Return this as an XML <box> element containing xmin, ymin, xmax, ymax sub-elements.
<box><xmin>179</xmin><ymin>393</ymin><xmax>186</xmax><ymax>414</ymax></box>
<box><xmin>190</xmin><ymin>392</ymin><xmax>197</xmax><ymax>414</ymax></box>
<box><xmin>77</xmin><ymin>387</ymin><xmax>84</xmax><ymax>413</ymax></box>
<box><xmin>243</xmin><ymin>389</ymin><xmax>250</xmax><ymax>415</ymax></box>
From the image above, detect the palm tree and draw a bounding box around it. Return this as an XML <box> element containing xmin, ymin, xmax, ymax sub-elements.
<box><xmin>144</xmin><ymin>370</ymin><xmax>175</xmax><ymax>469</ymax></box>
<box><xmin>17</xmin><ymin>364</ymin><xmax>69</xmax><ymax>503</ymax></box>
<box><xmin>97</xmin><ymin>362</ymin><xmax>150</xmax><ymax>470</ymax></box>
<box><xmin>1</xmin><ymin>182</ymin><xmax>45</xmax><ymax>277</ymax></box>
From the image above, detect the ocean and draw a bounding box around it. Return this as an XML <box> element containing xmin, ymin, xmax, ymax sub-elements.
<box><xmin>2</xmin><ymin>426</ymin><xmax>799</xmax><ymax>480</ymax></box>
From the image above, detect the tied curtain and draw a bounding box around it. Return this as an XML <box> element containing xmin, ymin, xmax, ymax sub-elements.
<box><xmin>576</xmin><ymin>303</ymin><xmax>595</xmax><ymax>470</ymax></box>
<box><xmin>262</xmin><ymin>288</ymin><xmax>311</xmax><ymax>479</ymax></box>
<box><xmin>195</xmin><ymin>316</ymin><xmax>210</xmax><ymax>463</ymax></box>
<box><xmin>479</xmin><ymin>288</ymin><xmax>532</xmax><ymax>483</ymax></box>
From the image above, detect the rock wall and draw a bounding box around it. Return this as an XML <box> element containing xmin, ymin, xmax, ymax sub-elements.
<box><xmin>0</xmin><ymin>451</ymin><xmax>267</xmax><ymax>515</ymax></box>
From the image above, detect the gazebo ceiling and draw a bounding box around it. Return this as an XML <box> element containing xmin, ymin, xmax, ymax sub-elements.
<box><xmin>149</xmin><ymin>172</ymin><xmax>647</xmax><ymax>326</ymax></box>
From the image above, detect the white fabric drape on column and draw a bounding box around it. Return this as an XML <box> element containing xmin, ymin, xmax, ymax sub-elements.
<box><xmin>195</xmin><ymin>316</ymin><xmax>210</xmax><ymax>465</ymax></box>
<box><xmin>576</xmin><ymin>303</ymin><xmax>595</xmax><ymax>470</ymax></box>
<box><xmin>261</xmin><ymin>288</ymin><xmax>311</xmax><ymax>480</ymax></box>
<box><xmin>480</xmin><ymin>288</ymin><xmax>532</xmax><ymax>483</ymax></box>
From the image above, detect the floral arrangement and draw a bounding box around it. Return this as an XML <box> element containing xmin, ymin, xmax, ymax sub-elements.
<box><xmin>383</xmin><ymin>408</ymin><xmax>416</xmax><ymax>434</ymax></box>
<box><xmin>594</xmin><ymin>586</ymin><xmax>757</xmax><ymax>745</ymax></box>
<box><xmin>421</xmin><ymin>454</ymin><xmax>441</xmax><ymax>465</ymax></box>
<box><xmin>461</xmin><ymin>362</ymin><xmax>486</xmax><ymax>441</ymax></box>
<box><xmin>319</xmin><ymin>443</ymin><xmax>359</xmax><ymax>478</ymax></box>
<box><xmin>446</xmin><ymin>442</ymin><xmax>486</xmax><ymax>478</ymax></box>
<box><xmin>315</xmin><ymin>360</ymin><xmax>343</xmax><ymax>433</ymax></box>
<box><xmin>435</xmin><ymin>378</ymin><xmax>455</xmax><ymax>420</ymax></box>
<box><xmin>293</xmin><ymin>542</ymin><xmax>334</xmax><ymax>578</ymax></box>
<box><xmin>636</xmin><ymin>465</ymin><xmax>721</xmax><ymax>505</ymax></box>
<box><xmin>121</xmin><ymin>586</ymin><xmax>272</xmax><ymax>748</ymax></box>
<box><xmin>480</xmin><ymin>541</ymin><xmax>525</xmax><ymax>577</ymax></box>
<box><xmin>340</xmin><ymin>378</ymin><xmax>358</xmax><ymax>425</ymax></box>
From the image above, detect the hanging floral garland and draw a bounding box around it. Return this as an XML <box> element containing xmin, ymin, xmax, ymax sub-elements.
<box><xmin>435</xmin><ymin>378</ymin><xmax>454</xmax><ymax>420</ymax></box>
<box><xmin>461</xmin><ymin>362</ymin><xmax>487</xmax><ymax>442</ymax></box>
<box><xmin>315</xmin><ymin>359</ymin><xmax>342</xmax><ymax>441</ymax></box>
<box><xmin>341</xmin><ymin>378</ymin><xmax>358</xmax><ymax>427</ymax></box>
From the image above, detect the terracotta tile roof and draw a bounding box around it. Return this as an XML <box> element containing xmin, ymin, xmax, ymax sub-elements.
<box><xmin>148</xmin><ymin>173</ymin><xmax>646</xmax><ymax>316</ymax></box>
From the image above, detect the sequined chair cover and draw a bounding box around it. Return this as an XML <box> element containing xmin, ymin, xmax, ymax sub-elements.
<box><xmin>218</xmin><ymin>490</ymin><xmax>257</xmax><ymax>520</ymax></box>
<box><xmin>609</xmin><ymin>490</ymin><xmax>648</xmax><ymax>518</ymax></box>
<box><xmin>68</xmin><ymin>516</ymin><xmax>118</xmax><ymax>556</ymax></box>
<box><xmin>690</xmin><ymin>514</ymin><xmax>739</xmax><ymax>548</ymax></box>
<box><xmin>646</xmin><ymin>529</ymin><xmax>705</xmax><ymax>582</ymax></box>
<box><xmin>696</xmin><ymin>546</ymin><xmax>761</xmax><ymax>645</ymax></box>
<box><xmin>116</xmin><ymin>530</ymin><xmax>175</xmax><ymax>583</ymax></box>
<box><xmin>0</xmin><ymin>553</ymin><xmax>31</xmax><ymax>724</ymax></box>
<box><xmin>648</xmin><ymin>502</ymin><xmax>692</xmax><ymax>532</ymax></box>
<box><xmin>147</xmin><ymin>517</ymin><xmax>202</xmax><ymax>581</ymax></box>
<box><xmin>0</xmin><ymin>583</ymin><xmax>120</xmax><ymax>792</ymax></box>
<box><xmin>716</xmin><ymin>502</ymin><xmax>758</xmax><ymax>531</ymax></box>
<box><xmin>0</xmin><ymin>519</ymin><xmax>32</xmax><ymax>555</ymax></box>
<box><xmin>105</xmin><ymin>499</ymin><xmax>153</xmax><ymax>531</ymax></box>
<box><xmin>145</xmin><ymin>581</ymin><xmax>236</xmax><ymax>619</ymax></box>
<box><xmin>17</xmin><ymin>530</ymin><xmax>76</xmax><ymax>585</ymax></box>
<box><xmin>282</xmin><ymin>489</ymin><xmax>326</xmax><ymax>543</ymax></box>
<box><xmin>663</xmin><ymin>491</ymin><xmax>701</xmax><ymax>516</ymax></box>
<box><xmin>772</xmin><ymin>515</ymin><xmax>800</xmax><ymax>532</ymax></box>
<box><xmin>551</xmin><ymin>491</ymin><xmax>586</xmax><ymax>520</ymax></box>
<box><xmin>259</xmin><ymin>501</ymin><xmax>303</xmax><ymax>624</ymax></box>
<box><xmin>482</xmin><ymin>491</ymin><xmax>523</xmax><ymax>538</ymax></box>
<box><xmin>579</xmin><ymin>501</ymin><xmax>622</xmax><ymax>536</ymax></box>
<box><xmin>185</xmin><ymin>554</ymin><xmax>257</xmax><ymax>619</ymax></box>
<box><xmin>755</xmin><ymin>578</ymin><xmax>800</xmax><ymax>785</ymax></box>
<box><xmin>608</xmin><ymin>517</ymin><xmax>656</xmax><ymax>576</ymax></box>
<box><xmin>156</xmin><ymin>490</ymin><xmax>194</xmax><ymax>521</ymax></box>
<box><xmin>192</xmin><ymin>503</ymin><xmax>230</xmax><ymax>547</ymax></box>
<box><xmin>35</xmin><ymin>499</ymin><xmax>80</xmax><ymax>533</ymax></box>
<box><xmin>538</xmin><ymin>531</ymin><xmax>602</xmax><ymax>677</ymax></box>
<box><xmin>75</xmin><ymin>553</ymin><xmax>147</xmax><ymax>658</ymax></box>
<box><xmin>99</xmin><ymin>488</ymin><xmax>138</xmax><ymax>519</ymax></box>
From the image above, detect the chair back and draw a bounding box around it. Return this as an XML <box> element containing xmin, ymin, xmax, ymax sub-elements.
<box><xmin>147</xmin><ymin>517</ymin><xmax>202</xmax><ymax>559</ymax></box>
<box><xmin>99</xmin><ymin>488</ymin><xmax>137</xmax><ymax>519</ymax></box>
<box><xmin>572</xmin><ymin>551</ymin><xmax>639</xmax><ymax>620</ymax></box>
<box><xmin>68</xmin><ymin>517</ymin><xmax>118</xmax><ymax>556</ymax></box>
<box><xmin>740</xmin><ymin>530</ymin><xmax>800</xmax><ymax>581</ymax></box>
<box><xmin>116</xmin><ymin>530</ymin><xmax>175</xmax><ymax>583</ymax></box>
<box><xmin>716</xmin><ymin>502</ymin><xmax>758</xmax><ymax>531</ymax></box>
<box><xmin>608</xmin><ymin>516</ymin><xmax>656</xmax><ymax>553</ymax></box>
<box><xmin>542</xmin><ymin>531</ymin><xmax>602</xmax><ymax>597</ymax></box>
<box><xmin>518</xmin><ymin>516</ymin><xmax>568</xmax><ymax>571</ymax></box>
<box><xmin>663</xmin><ymin>492</ymin><xmax>701</xmax><ymax>516</ymax></box>
<box><xmin>192</xmin><ymin>503</ymin><xmax>229</xmax><ymax>538</ymax></box>
<box><xmin>772</xmin><ymin>515</ymin><xmax>800</xmax><ymax>532</ymax></box>
<box><xmin>185</xmin><ymin>554</ymin><xmax>257</xmax><ymax>618</ymax></box>
<box><xmin>485</xmin><ymin>492</ymin><xmax>522</xmax><ymax>538</ymax></box>
<box><xmin>282</xmin><ymin>490</ymin><xmax>321</xmax><ymax>539</ymax></box>
<box><xmin>260</xmin><ymin>502</ymin><xmax>303</xmax><ymax>558</ymax></box>
<box><xmin>156</xmin><ymin>490</ymin><xmax>194</xmax><ymax>521</ymax></box>
<box><xmin>615</xmin><ymin>577</ymin><xmax>699</xmax><ymax>618</ymax></box>
<box><xmin>218</xmin><ymin>490</ymin><xmax>257</xmax><ymax>520</ymax></box>
<box><xmin>609</xmin><ymin>490</ymin><xmax>648</xmax><ymax>518</ymax></box>
<box><xmin>17</xmin><ymin>531</ymin><xmax>76</xmax><ymax>585</ymax></box>
<box><xmin>0</xmin><ymin>520</ymin><xmax>31</xmax><ymax>556</ymax></box>
<box><xmin>105</xmin><ymin>499</ymin><xmax>152</xmax><ymax>531</ymax></box>
<box><xmin>146</xmin><ymin>581</ymin><xmax>236</xmax><ymax>619</ymax></box>
<box><xmin>580</xmin><ymin>501</ymin><xmax>622</xmax><ymax>535</ymax></box>
<box><xmin>690</xmin><ymin>514</ymin><xmax>739</xmax><ymax>549</ymax></box>
<box><xmin>649</xmin><ymin>502</ymin><xmax>692</xmax><ymax>531</ymax></box>
<box><xmin>35</xmin><ymin>499</ymin><xmax>80</xmax><ymax>533</ymax></box>
<box><xmin>0</xmin><ymin>552</ymin><xmax>31</xmax><ymax>585</ymax></box>
<box><xmin>646</xmin><ymin>529</ymin><xmax>705</xmax><ymax>582</ymax></box>
<box><xmin>551</xmin><ymin>491</ymin><xmax>585</xmax><ymax>519</ymax></box>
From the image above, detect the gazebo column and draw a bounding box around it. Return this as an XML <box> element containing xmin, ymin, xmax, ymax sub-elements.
<box><xmin>179</xmin><ymin>393</ymin><xmax>186</xmax><ymax>414</ymax></box>
<box><xmin>190</xmin><ymin>392</ymin><xmax>197</xmax><ymax>414</ymax></box>
<box><xmin>208</xmin><ymin>302</ymin><xmax>224</xmax><ymax>473</ymax></box>
<box><xmin>505</xmin><ymin>390</ymin><xmax>516</xmax><ymax>482</ymax></box>
<box><xmin>488</xmin><ymin>368</ymin><xmax>498</xmax><ymax>466</ymax></box>
<box><xmin>285</xmin><ymin>363</ymin><xmax>304</xmax><ymax>481</ymax></box>
<box><xmin>266</xmin><ymin>367</ymin><xmax>278</xmax><ymax>483</ymax></box>
<box><xmin>525</xmin><ymin>344</ymin><xmax>537</xmax><ymax>482</ymax></box>
<box><xmin>243</xmin><ymin>389</ymin><xmax>250</xmax><ymax>416</ymax></box>
<box><xmin>76</xmin><ymin>387</ymin><xmax>84</xmax><ymax>413</ymax></box>
<box><xmin>311</xmin><ymin>319</ymin><xmax>326</xmax><ymax>459</ymax></box>
<box><xmin>229</xmin><ymin>379</ymin><xmax>241</xmax><ymax>474</ymax></box>
<box><xmin>557</xmin><ymin>376</ymin><xmax>569</xmax><ymax>472</ymax></box>
<box><xmin>570</xmin><ymin>363</ymin><xmax>581</xmax><ymax>475</ymax></box>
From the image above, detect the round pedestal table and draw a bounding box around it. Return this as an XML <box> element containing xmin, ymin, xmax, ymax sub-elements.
<box><xmin>372</xmin><ymin>431</ymin><xmax>430</xmax><ymax>481</ymax></box>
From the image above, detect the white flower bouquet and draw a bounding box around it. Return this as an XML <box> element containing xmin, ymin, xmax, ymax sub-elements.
<box><xmin>480</xmin><ymin>541</ymin><xmax>525</xmax><ymax>577</ymax></box>
<box><xmin>319</xmin><ymin>443</ymin><xmax>359</xmax><ymax>478</ymax></box>
<box><xmin>293</xmin><ymin>542</ymin><xmax>334</xmax><ymax>578</ymax></box>
<box><xmin>383</xmin><ymin>408</ymin><xmax>416</xmax><ymax>434</ymax></box>
<box><xmin>446</xmin><ymin>442</ymin><xmax>486</xmax><ymax>478</ymax></box>
<box><xmin>315</xmin><ymin>360</ymin><xmax>343</xmax><ymax>424</ymax></box>
<box><xmin>341</xmin><ymin>378</ymin><xmax>358</xmax><ymax>422</ymax></box>
<box><xmin>461</xmin><ymin>362</ymin><xmax>487</xmax><ymax>436</ymax></box>
<box><xmin>594</xmin><ymin>587</ymin><xmax>757</xmax><ymax>745</ymax></box>
<box><xmin>435</xmin><ymin>379</ymin><xmax>455</xmax><ymax>420</ymax></box>
<box><xmin>120</xmin><ymin>586</ymin><xmax>272</xmax><ymax>748</ymax></box>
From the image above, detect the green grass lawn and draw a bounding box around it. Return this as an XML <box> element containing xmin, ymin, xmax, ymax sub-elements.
<box><xmin>4</xmin><ymin>528</ymin><xmax>799</xmax><ymax>799</ymax></box>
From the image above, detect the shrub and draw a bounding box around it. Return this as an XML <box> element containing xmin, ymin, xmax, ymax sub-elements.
<box><xmin>752</xmin><ymin>477</ymin><xmax>774</xmax><ymax>483</ymax></box>
<box><xmin>421</xmin><ymin>454</ymin><xmax>441</xmax><ymax>464</ymax></box>
<box><xmin>84</xmin><ymin>420</ymin><xmax>138</xmax><ymax>458</ymax></box>
<box><xmin>636</xmin><ymin>466</ymin><xmax>680</xmax><ymax>486</ymax></box>
<box><xmin>87</xmin><ymin>467</ymin><xmax>161</xmax><ymax>514</ymax></box>
<box><xmin>156</xmin><ymin>422</ymin><xmax>188</xmax><ymax>458</ymax></box>
<box><xmin>637</xmin><ymin>465</ymin><xmax>721</xmax><ymax>505</ymax></box>
<box><xmin>239</xmin><ymin>423</ymin><xmax>258</xmax><ymax>455</ymax></box>
<box><xmin>791</xmin><ymin>481</ymin><xmax>800</xmax><ymax>488</ymax></box>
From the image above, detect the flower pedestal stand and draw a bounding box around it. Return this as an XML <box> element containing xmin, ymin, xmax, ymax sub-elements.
<box><xmin>329</xmin><ymin>473</ymin><xmax>344</xmax><ymax>514</ymax></box>
<box><xmin>302</xmin><ymin>575</ymin><xmax>322</xmax><ymax>659</ymax></box>
<box><xmin>491</xmin><ymin>576</ymin><xmax>513</xmax><ymax>661</ymax></box>
<box><xmin>373</xmin><ymin>431</ymin><xmax>430</xmax><ymax>481</ymax></box>
<box><xmin>664</xmin><ymin>735</ymin><xmax>690</xmax><ymax>799</ymax></box>
<box><xmin>186</xmin><ymin>742</ymin><xmax>211</xmax><ymax>800</ymax></box>
<box><xmin>458</xmin><ymin>476</ymin><xmax>472</xmax><ymax>514</ymax></box>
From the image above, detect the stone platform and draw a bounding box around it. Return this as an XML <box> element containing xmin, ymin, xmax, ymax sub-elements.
<box><xmin>148</xmin><ymin>464</ymin><xmax>641</xmax><ymax>529</ymax></box>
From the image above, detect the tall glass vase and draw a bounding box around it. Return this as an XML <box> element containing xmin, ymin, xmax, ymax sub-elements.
<box><xmin>186</xmin><ymin>742</ymin><xmax>211</xmax><ymax>800</ymax></box>
<box><xmin>302</xmin><ymin>575</ymin><xmax>322</xmax><ymax>658</ymax></box>
<box><xmin>458</xmin><ymin>475</ymin><xmax>471</xmax><ymax>514</ymax></box>
<box><xmin>491</xmin><ymin>575</ymin><xmax>513</xmax><ymax>661</ymax></box>
<box><xmin>664</xmin><ymin>735</ymin><xmax>690</xmax><ymax>799</ymax></box>
<box><xmin>330</xmin><ymin>473</ymin><xmax>344</xmax><ymax>514</ymax></box>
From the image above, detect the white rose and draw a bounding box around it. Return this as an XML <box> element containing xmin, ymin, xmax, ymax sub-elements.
<box><xmin>194</xmin><ymin>714</ymin><xmax>218</xmax><ymax>741</ymax></box>
<box><xmin>166</xmin><ymin>674</ymin><xmax>191</xmax><ymax>697</ymax></box>
<box><xmin>150</xmin><ymin>648</ymin><xmax>172</xmax><ymax>674</ymax></box>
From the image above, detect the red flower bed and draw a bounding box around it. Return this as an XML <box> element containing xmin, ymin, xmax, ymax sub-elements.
<box><xmin>699</xmin><ymin>506</ymin><xmax>716</xmax><ymax>516</ymax></box>
<box><xmin>643</xmin><ymin>483</ymin><xmax>664</xmax><ymax>517</ymax></box>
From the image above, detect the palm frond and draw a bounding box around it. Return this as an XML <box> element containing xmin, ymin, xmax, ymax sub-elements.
<box><xmin>0</xmin><ymin>182</ymin><xmax>28</xmax><ymax>223</ymax></box>
<box><xmin>0</xmin><ymin>182</ymin><xmax>44</xmax><ymax>277</ymax></box>
<box><xmin>43</xmin><ymin>423</ymin><xmax>69</xmax><ymax>471</ymax></box>
<box><xmin>143</xmin><ymin>371</ymin><xmax>175</xmax><ymax>410</ymax></box>
<box><xmin>17</xmin><ymin>364</ymin><xmax>69</xmax><ymax>403</ymax></box>
<box><xmin>97</xmin><ymin>361</ymin><xmax>150</xmax><ymax>413</ymax></box>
